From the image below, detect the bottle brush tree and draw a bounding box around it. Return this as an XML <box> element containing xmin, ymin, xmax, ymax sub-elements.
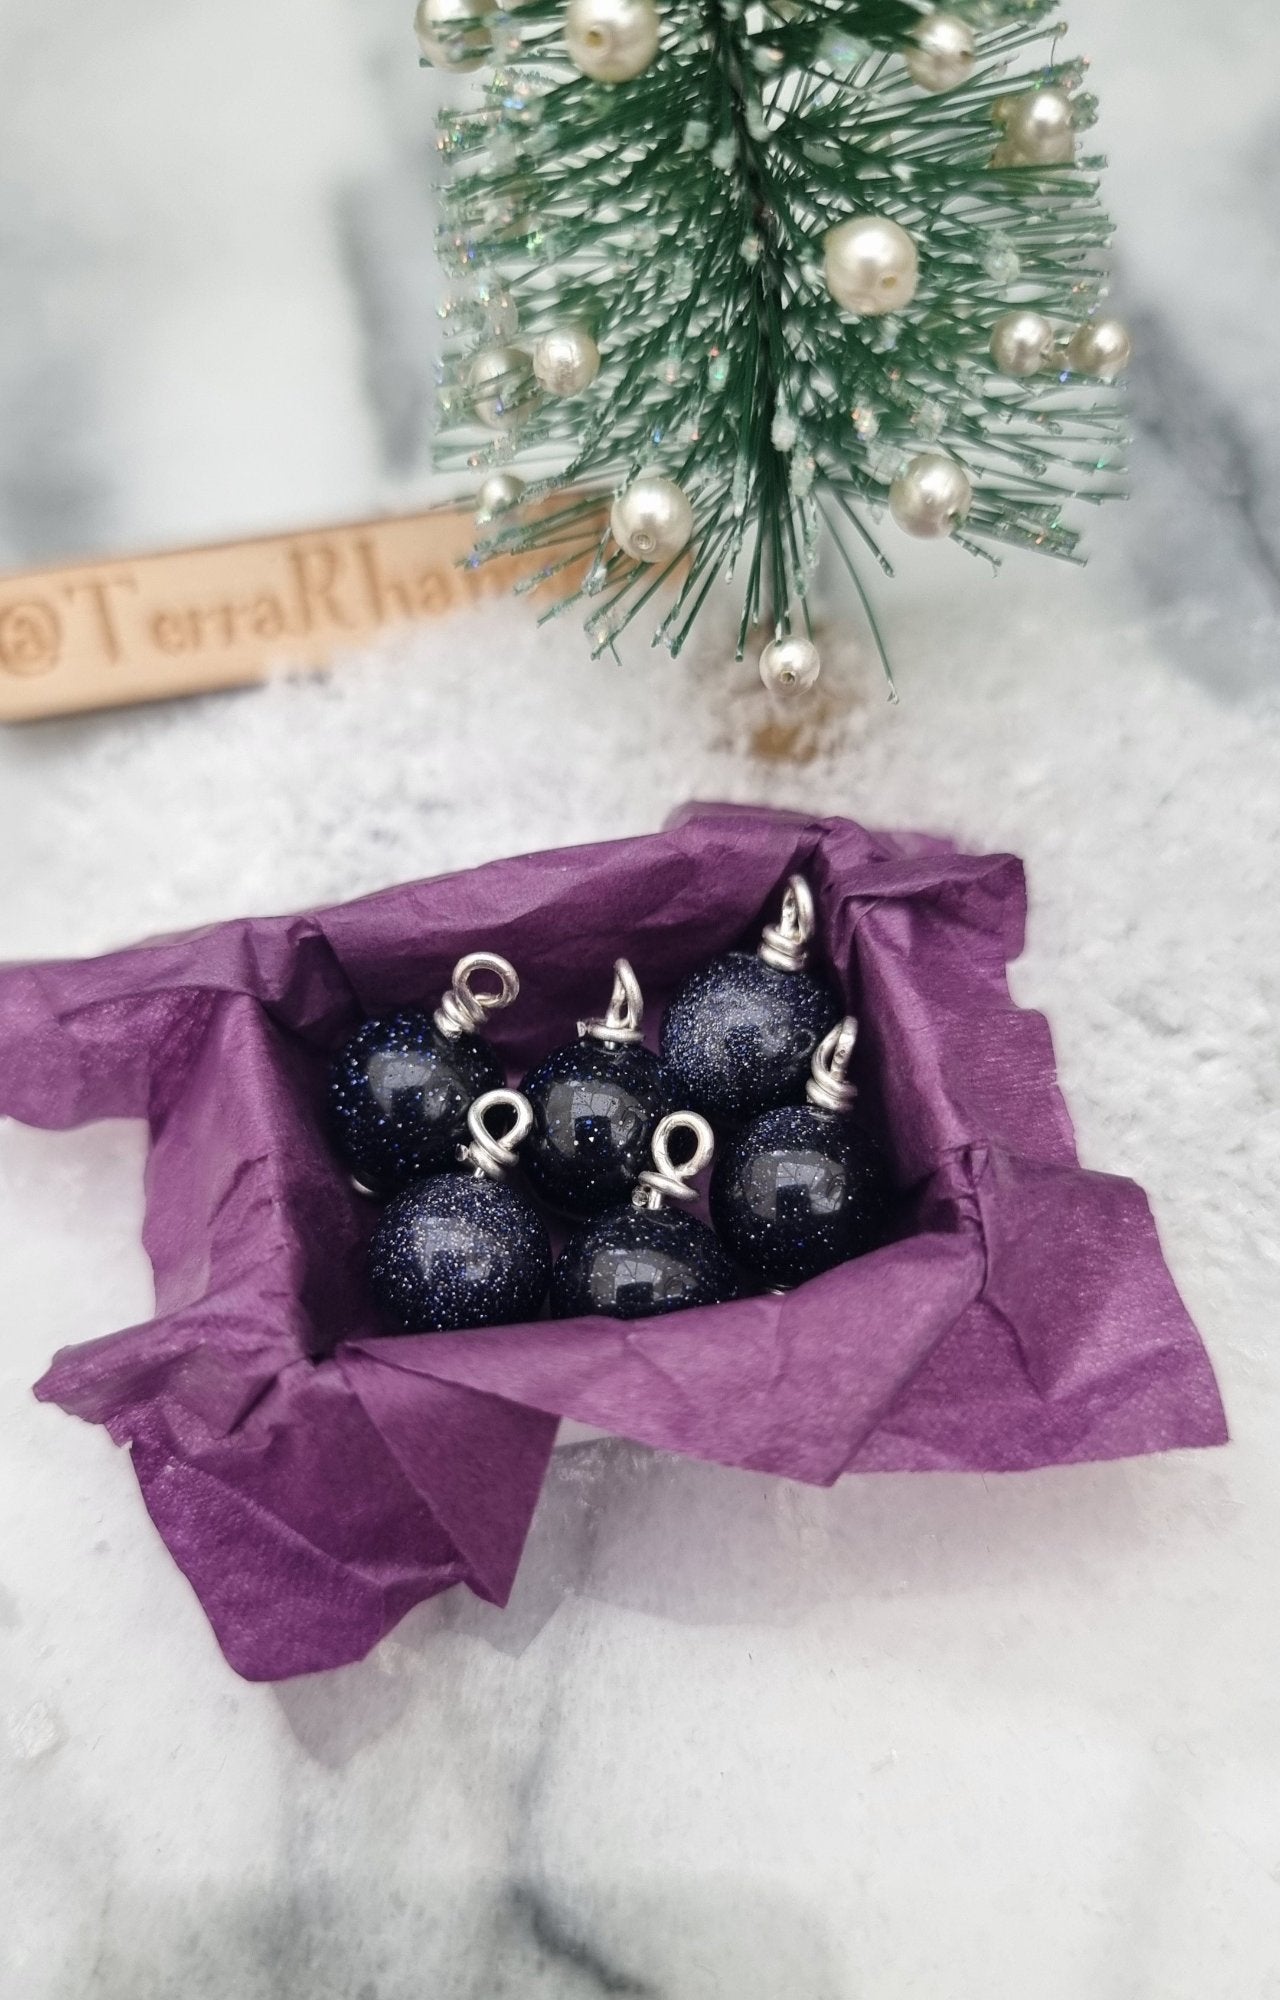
<box><xmin>423</xmin><ymin>0</ymin><xmax>1130</xmax><ymax>690</ymax></box>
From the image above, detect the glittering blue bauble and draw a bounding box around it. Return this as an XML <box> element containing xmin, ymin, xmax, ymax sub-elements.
<box><xmin>521</xmin><ymin>1036</ymin><xmax>669</xmax><ymax>1218</ymax></box>
<box><xmin>709</xmin><ymin>1103</ymin><xmax>891</xmax><ymax>1288</ymax></box>
<box><xmin>551</xmin><ymin>1206</ymin><xmax>740</xmax><ymax>1321</ymax></box>
<box><xmin>328</xmin><ymin>1010</ymin><xmax>504</xmax><ymax>1195</ymax></box>
<box><xmin>369</xmin><ymin>1173</ymin><xmax>551</xmax><ymax>1332</ymax></box>
<box><xmin>659</xmin><ymin>952</ymin><xmax>841</xmax><ymax>1124</ymax></box>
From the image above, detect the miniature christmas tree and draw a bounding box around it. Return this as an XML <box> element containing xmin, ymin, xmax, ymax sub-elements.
<box><xmin>424</xmin><ymin>0</ymin><xmax>1130</xmax><ymax>689</ymax></box>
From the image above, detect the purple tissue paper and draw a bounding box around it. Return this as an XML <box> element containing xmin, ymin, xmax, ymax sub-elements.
<box><xmin>0</xmin><ymin>805</ymin><xmax>1226</xmax><ymax>1680</ymax></box>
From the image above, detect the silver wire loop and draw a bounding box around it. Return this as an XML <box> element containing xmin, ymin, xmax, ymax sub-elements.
<box><xmin>461</xmin><ymin>1088</ymin><xmax>534</xmax><ymax>1180</ymax></box>
<box><xmin>579</xmin><ymin>958</ymin><xmax>645</xmax><ymax>1044</ymax></box>
<box><xmin>758</xmin><ymin>874</ymin><xmax>815</xmax><ymax>973</ymax></box>
<box><xmin>633</xmin><ymin>1110</ymin><xmax>716</xmax><ymax>1210</ymax></box>
<box><xmin>434</xmin><ymin>951</ymin><xmax>520</xmax><ymax>1039</ymax></box>
<box><xmin>806</xmin><ymin>1016</ymin><xmax>859</xmax><ymax>1114</ymax></box>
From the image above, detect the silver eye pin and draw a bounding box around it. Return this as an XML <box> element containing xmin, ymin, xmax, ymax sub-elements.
<box><xmin>579</xmin><ymin>958</ymin><xmax>645</xmax><ymax>1045</ymax></box>
<box><xmin>434</xmin><ymin>952</ymin><xmax>520</xmax><ymax>1039</ymax></box>
<box><xmin>758</xmin><ymin>874</ymin><xmax>815</xmax><ymax>974</ymax></box>
<box><xmin>459</xmin><ymin>1089</ymin><xmax>535</xmax><ymax>1181</ymax></box>
<box><xmin>632</xmin><ymin>1110</ymin><xmax>716</xmax><ymax>1212</ymax></box>
<box><xmin>807</xmin><ymin>1017</ymin><xmax>859</xmax><ymax>1114</ymax></box>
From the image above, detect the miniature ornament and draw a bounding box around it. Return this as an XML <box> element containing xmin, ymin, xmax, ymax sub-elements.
<box><xmin>889</xmin><ymin>453</ymin><xmax>973</xmax><ymax>538</ymax></box>
<box><xmin>710</xmin><ymin>1017</ymin><xmax>892</xmax><ymax>1289</ymax></box>
<box><xmin>476</xmin><ymin>471</ymin><xmax>525</xmax><ymax>523</ymax></box>
<box><xmin>610</xmin><ymin>473</ymin><xmax>694</xmax><ymax>564</ymax></box>
<box><xmin>993</xmin><ymin>87</ymin><xmax>1076</xmax><ymax>167</ymax></box>
<box><xmin>823</xmin><ymin>215</ymin><xmax>919</xmax><ymax>318</ymax></box>
<box><xmin>414</xmin><ymin>0</ymin><xmax>490</xmax><ymax>72</ymax></box>
<box><xmin>1066</xmin><ymin>317</ymin><xmax>1133</xmax><ymax>381</ymax></box>
<box><xmin>551</xmin><ymin>1111</ymin><xmax>739</xmax><ymax>1320</ymax></box>
<box><xmin>520</xmin><ymin>960</ymin><xmax>669</xmax><ymax>1218</ymax></box>
<box><xmin>469</xmin><ymin>346</ymin><xmax>538</xmax><ymax>431</ymax></box>
<box><xmin>329</xmin><ymin>953</ymin><xmax>519</xmax><ymax>1197</ymax></box>
<box><xmin>565</xmin><ymin>0</ymin><xmax>661</xmax><ymax>83</ymax></box>
<box><xmin>904</xmin><ymin>13</ymin><xmax>975</xmax><ymax>94</ymax></box>
<box><xmin>532</xmin><ymin>327</ymin><xmax>601</xmax><ymax>397</ymax></box>
<box><xmin>759</xmin><ymin>635</ymin><xmax>821</xmax><ymax>696</ymax></box>
<box><xmin>989</xmin><ymin>310</ymin><xmax>1056</xmax><ymax>378</ymax></box>
<box><xmin>369</xmin><ymin>1090</ymin><xmax>552</xmax><ymax>1332</ymax></box>
<box><xmin>660</xmin><ymin>874</ymin><xmax>841</xmax><ymax>1125</ymax></box>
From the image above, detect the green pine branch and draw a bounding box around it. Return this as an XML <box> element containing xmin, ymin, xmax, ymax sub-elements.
<box><xmin>431</xmin><ymin>0</ymin><xmax>1127</xmax><ymax>673</ymax></box>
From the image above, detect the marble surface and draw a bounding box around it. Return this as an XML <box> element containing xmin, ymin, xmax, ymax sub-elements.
<box><xmin>2</xmin><ymin>1</ymin><xmax>1279</xmax><ymax>1995</ymax></box>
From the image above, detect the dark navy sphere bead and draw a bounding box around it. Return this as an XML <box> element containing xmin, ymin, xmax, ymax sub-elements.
<box><xmin>521</xmin><ymin>1037</ymin><xmax>669</xmax><ymax>1218</ymax></box>
<box><xmin>659</xmin><ymin>952</ymin><xmax>841</xmax><ymax>1125</ymax></box>
<box><xmin>369</xmin><ymin>1173</ymin><xmax>551</xmax><ymax>1333</ymax></box>
<box><xmin>710</xmin><ymin>1104</ymin><xmax>891</xmax><ymax>1289</ymax></box>
<box><xmin>551</xmin><ymin>1206</ymin><xmax>740</xmax><ymax>1321</ymax></box>
<box><xmin>328</xmin><ymin>1011</ymin><xmax>504</xmax><ymax>1196</ymax></box>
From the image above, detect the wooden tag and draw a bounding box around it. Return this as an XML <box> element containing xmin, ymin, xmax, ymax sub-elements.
<box><xmin>0</xmin><ymin>504</ymin><xmax>555</xmax><ymax>723</ymax></box>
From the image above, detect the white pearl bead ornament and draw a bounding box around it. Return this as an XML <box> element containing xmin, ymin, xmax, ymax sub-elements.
<box><xmin>1066</xmin><ymin>317</ymin><xmax>1133</xmax><ymax>381</ymax></box>
<box><xmin>823</xmin><ymin>215</ymin><xmax>920</xmax><ymax>317</ymax></box>
<box><xmin>759</xmin><ymin>636</ymin><xmax>822</xmax><ymax>695</ymax></box>
<box><xmin>468</xmin><ymin>346</ymin><xmax>538</xmax><ymax>431</ymax></box>
<box><xmin>994</xmin><ymin>87</ymin><xmax>1076</xmax><ymax>166</ymax></box>
<box><xmin>414</xmin><ymin>0</ymin><xmax>491</xmax><ymax>73</ymax></box>
<box><xmin>532</xmin><ymin>326</ymin><xmax>601</xmax><ymax>397</ymax></box>
<box><xmin>476</xmin><ymin>472</ymin><xmax>526</xmax><ymax>523</ymax></box>
<box><xmin>565</xmin><ymin>0</ymin><xmax>661</xmax><ymax>83</ymax></box>
<box><xmin>904</xmin><ymin>13</ymin><xmax>975</xmax><ymax>93</ymax></box>
<box><xmin>989</xmin><ymin>310</ymin><xmax>1056</xmax><ymax>378</ymax></box>
<box><xmin>888</xmin><ymin>453</ymin><xmax>973</xmax><ymax>538</ymax></box>
<box><xmin>610</xmin><ymin>473</ymin><xmax>694</xmax><ymax>564</ymax></box>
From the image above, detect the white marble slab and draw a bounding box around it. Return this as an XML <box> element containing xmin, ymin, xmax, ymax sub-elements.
<box><xmin>1</xmin><ymin>1</ymin><xmax>1279</xmax><ymax>1995</ymax></box>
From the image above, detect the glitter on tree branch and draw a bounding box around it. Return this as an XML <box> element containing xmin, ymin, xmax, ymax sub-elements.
<box><xmin>425</xmin><ymin>0</ymin><xmax>1131</xmax><ymax>687</ymax></box>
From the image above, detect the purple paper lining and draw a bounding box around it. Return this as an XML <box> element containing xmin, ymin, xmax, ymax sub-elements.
<box><xmin>0</xmin><ymin>805</ymin><xmax>1226</xmax><ymax>1680</ymax></box>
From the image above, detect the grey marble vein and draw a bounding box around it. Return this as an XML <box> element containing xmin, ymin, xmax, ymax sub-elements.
<box><xmin>1123</xmin><ymin>304</ymin><xmax>1280</xmax><ymax>699</ymax></box>
<box><xmin>504</xmin><ymin>1882</ymin><xmax>657</xmax><ymax>1997</ymax></box>
<box><xmin>333</xmin><ymin>169</ymin><xmax>439</xmax><ymax>478</ymax></box>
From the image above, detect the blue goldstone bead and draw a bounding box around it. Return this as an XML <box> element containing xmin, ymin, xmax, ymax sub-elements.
<box><xmin>659</xmin><ymin>952</ymin><xmax>841</xmax><ymax>1125</ymax></box>
<box><xmin>328</xmin><ymin>1010</ymin><xmax>504</xmax><ymax>1196</ymax></box>
<box><xmin>369</xmin><ymin>1172</ymin><xmax>551</xmax><ymax>1332</ymax></box>
<box><xmin>521</xmin><ymin>1036</ymin><xmax>670</xmax><ymax>1218</ymax></box>
<box><xmin>551</xmin><ymin>1205</ymin><xmax>740</xmax><ymax>1321</ymax></box>
<box><xmin>709</xmin><ymin>1103</ymin><xmax>891</xmax><ymax>1289</ymax></box>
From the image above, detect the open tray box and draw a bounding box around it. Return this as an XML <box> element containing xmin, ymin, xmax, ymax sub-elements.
<box><xmin>0</xmin><ymin>804</ymin><xmax>1226</xmax><ymax>1679</ymax></box>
